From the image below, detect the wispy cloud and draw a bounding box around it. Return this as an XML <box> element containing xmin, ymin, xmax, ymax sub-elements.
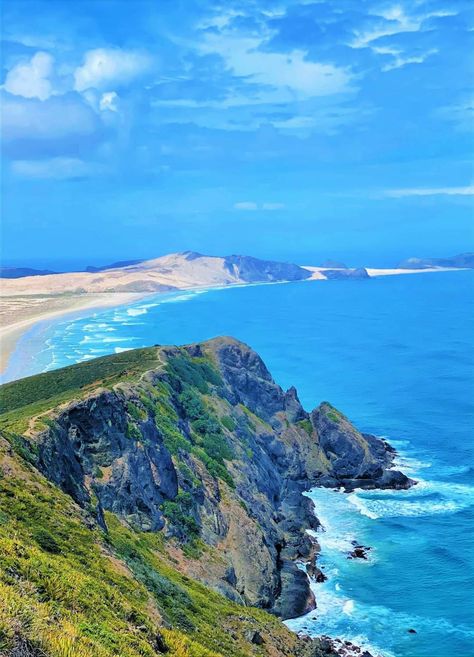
<box><xmin>234</xmin><ymin>201</ymin><xmax>285</xmax><ymax>211</ymax></box>
<box><xmin>373</xmin><ymin>46</ymin><xmax>438</xmax><ymax>71</ymax></box>
<box><xmin>385</xmin><ymin>186</ymin><xmax>474</xmax><ymax>197</ymax></box>
<box><xmin>11</xmin><ymin>157</ymin><xmax>105</xmax><ymax>179</ymax></box>
<box><xmin>74</xmin><ymin>48</ymin><xmax>151</xmax><ymax>92</ymax></box>
<box><xmin>351</xmin><ymin>6</ymin><xmax>457</xmax><ymax>49</ymax></box>
<box><xmin>204</xmin><ymin>37</ymin><xmax>350</xmax><ymax>100</ymax></box>
<box><xmin>234</xmin><ymin>201</ymin><xmax>258</xmax><ymax>211</ymax></box>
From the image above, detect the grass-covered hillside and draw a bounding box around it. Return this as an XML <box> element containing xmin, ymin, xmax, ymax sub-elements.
<box><xmin>0</xmin><ymin>339</ymin><xmax>345</xmax><ymax>657</ymax></box>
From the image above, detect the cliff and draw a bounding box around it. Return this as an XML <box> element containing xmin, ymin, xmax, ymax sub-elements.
<box><xmin>0</xmin><ymin>338</ymin><xmax>411</xmax><ymax>657</ymax></box>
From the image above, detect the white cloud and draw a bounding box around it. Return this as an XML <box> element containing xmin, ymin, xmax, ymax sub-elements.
<box><xmin>74</xmin><ymin>48</ymin><xmax>150</xmax><ymax>92</ymax></box>
<box><xmin>351</xmin><ymin>6</ymin><xmax>457</xmax><ymax>49</ymax></box>
<box><xmin>1</xmin><ymin>93</ymin><xmax>99</xmax><ymax>142</ymax></box>
<box><xmin>199</xmin><ymin>33</ymin><xmax>351</xmax><ymax>102</ymax></box>
<box><xmin>386</xmin><ymin>186</ymin><xmax>474</xmax><ymax>197</ymax></box>
<box><xmin>3</xmin><ymin>51</ymin><xmax>55</xmax><ymax>100</ymax></box>
<box><xmin>373</xmin><ymin>46</ymin><xmax>438</xmax><ymax>71</ymax></box>
<box><xmin>11</xmin><ymin>157</ymin><xmax>103</xmax><ymax>179</ymax></box>
<box><xmin>234</xmin><ymin>201</ymin><xmax>258</xmax><ymax>210</ymax></box>
<box><xmin>99</xmin><ymin>91</ymin><xmax>119</xmax><ymax>112</ymax></box>
<box><xmin>234</xmin><ymin>201</ymin><xmax>285</xmax><ymax>210</ymax></box>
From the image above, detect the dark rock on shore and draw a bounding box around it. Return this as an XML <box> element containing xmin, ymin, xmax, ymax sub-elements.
<box><xmin>348</xmin><ymin>544</ymin><xmax>371</xmax><ymax>560</ymax></box>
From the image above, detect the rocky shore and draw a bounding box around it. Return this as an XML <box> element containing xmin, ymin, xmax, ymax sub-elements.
<box><xmin>27</xmin><ymin>337</ymin><xmax>413</xmax><ymax>622</ymax></box>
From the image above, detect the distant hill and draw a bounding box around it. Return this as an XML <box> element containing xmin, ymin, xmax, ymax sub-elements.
<box><xmin>0</xmin><ymin>266</ymin><xmax>57</xmax><ymax>278</ymax></box>
<box><xmin>323</xmin><ymin>267</ymin><xmax>369</xmax><ymax>280</ymax></box>
<box><xmin>398</xmin><ymin>253</ymin><xmax>474</xmax><ymax>269</ymax></box>
<box><xmin>0</xmin><ymin>252</ymin><xmax>312</xmax><ymax>295</ymax></box>
<box><xmin>84</xmin><ymin>259</ymin><xmax>144</xmax><ymax>272</ymax></box>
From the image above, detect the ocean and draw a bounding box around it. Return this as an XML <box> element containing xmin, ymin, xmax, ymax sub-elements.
<box><xmin>6</xmin><ymin>270</ymin><xmax>474</xmax><ymax>657</ymax></box>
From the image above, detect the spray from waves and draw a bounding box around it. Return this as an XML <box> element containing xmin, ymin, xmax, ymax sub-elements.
<box><xmin>348</xmin><ymin>478</ymin><xmax>474</xmax><ymax>519</ymax></box>
<box><xmin>286</xmin><ymin>442</ymin><xmax>474</xmax><ymax>656</ymax></box>
<box><xmin>127</xmin><ymin>307</ymin><xmax>148</xmax><ymax>316</ymax></box>
<box><xmin>287</xmin><ymin>580</ymin><xmax>474</xmax><ymax>656</ymax></box>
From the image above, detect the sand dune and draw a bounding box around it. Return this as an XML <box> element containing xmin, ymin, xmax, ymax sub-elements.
<box><xmin>0</xmin><ymin>252</ymin><xmax>464</xmax><ymax>376</ymax></box>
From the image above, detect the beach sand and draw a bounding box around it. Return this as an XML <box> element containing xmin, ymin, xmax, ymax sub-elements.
<box><xmin>303</xmin><ymin>266</ymin><xmax>461</xmax><ymax>280</ymax></box>
<box><xmin>0</xmin><ymin>292</ymin><xmax>145</xmax><ymax>375</ymax></box>
<box><xmin>0</xmin><ymin>262</ymin><xmax>464</xmax><ymax>378</ymax></box>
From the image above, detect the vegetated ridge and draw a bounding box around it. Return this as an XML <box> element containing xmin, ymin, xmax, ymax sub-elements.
<box><xmin>0</xmin><ymin>337</ymin><xmax>412</xmax><ymax>657</ymax></box>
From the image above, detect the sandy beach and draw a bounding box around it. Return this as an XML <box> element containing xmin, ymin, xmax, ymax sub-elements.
<box><xmin>0</xmin><ymin>292</ymin><xmax>146</xmax><ymax>375</ymax></box>
<box><xmin>0</xmin><ymin>256</ymin><xmax>464</xmax><ymax>378</ymax></box>
<box><xmin>302</xmin><ymin>265</ymin><xmax>461</xmax><ymax>280</ymax></box>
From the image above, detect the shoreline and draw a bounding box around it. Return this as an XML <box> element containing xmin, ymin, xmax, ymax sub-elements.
<box><xmin>0</xmin><ymin>266</ymin><xmax>467</xmax><ymax>380</ymax></box>
<box><xmin>0</xmin><ymin>292</ymin><xmax>149</xmax><ymax>378</ymax></box>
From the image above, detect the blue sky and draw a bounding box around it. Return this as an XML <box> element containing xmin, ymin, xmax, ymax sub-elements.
<box><xmin>1</xmin><ymin>0</ymin><xmax>473</xmax><ymax>267</ymax></box>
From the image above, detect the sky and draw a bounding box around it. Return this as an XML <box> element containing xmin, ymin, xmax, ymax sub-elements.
<box><xmin>1</xmin><ymin>0</ymin><xmax>473</xmax><ymax>268</ymax></box>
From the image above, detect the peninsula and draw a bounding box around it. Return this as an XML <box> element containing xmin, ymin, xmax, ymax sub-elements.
<box><xmin>0</xmin><ymin>337</ymin><xmax>412</xmax><ymax>657</ymax></box>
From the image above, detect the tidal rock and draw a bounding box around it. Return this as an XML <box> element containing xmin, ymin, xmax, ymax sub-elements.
<box><xmin>348</xmin><ymin>545</ymin><xmax>371</xmax><ymax>560</ymax></box>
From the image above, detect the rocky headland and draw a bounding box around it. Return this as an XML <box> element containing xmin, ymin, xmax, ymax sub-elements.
<box><xmin>0</xmin><ymin>337</ymin><xmax>413</xmax><ymax>656</ymax></box>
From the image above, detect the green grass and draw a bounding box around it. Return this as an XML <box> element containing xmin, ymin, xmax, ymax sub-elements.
<box><xmin>0</xmin><ymin>438</ymin><xmax>298</xmax><ymax>657</ymax></box>
<box><xmin>0</xmin><ymin>343</ymin><xmax>327</xmax><ymax>656</ymax></box>
<box><xmin>0</xmin><ymin>347</ymin><xmax>163</xmax><ymax>433</ymax></box>
<box><xmin>297</xmin><ymin>419</ymin><xmax>313</xmax><ymax>436</ymax></box>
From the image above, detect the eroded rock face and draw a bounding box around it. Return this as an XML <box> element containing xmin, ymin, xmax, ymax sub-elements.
<box><xmin>33</xmin><ymin>337</ymin><xmax>412</xmax><ymax>620</ymax></box>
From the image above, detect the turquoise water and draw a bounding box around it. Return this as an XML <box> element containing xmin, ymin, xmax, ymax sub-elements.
<box><xmin>7</xmin><ymin>271</ymin><xmax>474</xmax><ymax>657</ymax></box>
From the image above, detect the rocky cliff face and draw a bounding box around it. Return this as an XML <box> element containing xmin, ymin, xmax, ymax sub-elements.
<box><xmin>222</xmin><ymin>255</ymin><xmax>312</xmax><ymax>282</ymax></box>
<box><xmin>29</xmin><ymin>337</ymin><xmax>412</xmax><ymax>622</ymax></box>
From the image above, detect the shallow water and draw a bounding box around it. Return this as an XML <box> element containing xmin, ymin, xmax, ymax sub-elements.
<box><xmin>7</xmin><ymin>271</ymin><xmax>474</xmax><ymax>657</ymax></box>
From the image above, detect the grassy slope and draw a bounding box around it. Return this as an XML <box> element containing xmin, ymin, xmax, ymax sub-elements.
<box><xmin>0</xmin><ymin>349</ymin><xmax>314</xmax><ymax>657</ymax></box>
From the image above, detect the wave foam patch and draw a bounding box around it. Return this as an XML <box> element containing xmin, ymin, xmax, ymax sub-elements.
<box><xmin>349</xmin><ymin>479</ymin><xmax>474</xmax><ymax>519</ymax></box>
<box><xmin>127</xmin><ymin>307</ymin><xmax>148</xmax><ymax>316</ymax></box>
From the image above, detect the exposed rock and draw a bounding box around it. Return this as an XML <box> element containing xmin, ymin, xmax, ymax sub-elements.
<box><xmin>28</xmin><ymin>337</ymin><xmax>412</xmax><ymax>622</ymax></box>
<box><xmin>348</xmin><ymin>545</ymin><xmax>371</xmax><ymax>560</ymax></box>
<box><xmin>245</xmin><ymin>630</ymin><xmax>265</xmax><ymax>645</ymax></box>
<box><xmin>311</xmin><ymin>402</ymin><xmax>414</xmax><ymax>491</ymax></box>
<box><xmin>223</xmin><ymin>254</ymin><xmax>312</xmax><ymax>282</ymax></box>
<box><xmin>322</xmin><ymin>268</ymin><xmax>369</xmax><ymax>280</ymax></box>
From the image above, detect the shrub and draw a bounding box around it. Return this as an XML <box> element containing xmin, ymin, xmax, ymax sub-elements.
<box><xmin>126</xmin><ymin>422</ymin><xmax>142</xmax><ymax>442</ymax></box>
<box><xmin>33</xmin><ymin>528</ymin><xmax>61</xmax><ymax>554</ymax></box>
<box><xmin>161</xmin><ymin>492</ymin><xmax>199</xmax><ymax>542</ymax></box>
<box><xmin>297</xmin><ymin>419</ymin><xmax>313</xmax><ymax>435</ymax></box>
<box><xmin>221</xmin><ymin>415</ymin><xmax>236</xmax><ymax>432</ymax></box>
<box><xmin>126</xmin><ymin>401</ymin><xmax>147</xmax><ymax>422</ymax></box>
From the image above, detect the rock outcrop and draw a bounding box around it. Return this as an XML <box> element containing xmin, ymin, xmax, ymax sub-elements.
<box><xmin>322</xmin><ymin>268</ymin><xmax>369</xmax><ymax>280</ymax></box>
<box><xmin>25</xmin><ymin>337</ymin><xmax>412</xmax><ymax>622</ymax></box>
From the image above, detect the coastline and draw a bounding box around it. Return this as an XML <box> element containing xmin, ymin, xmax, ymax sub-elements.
<box><xmin>0</xmin><ymin>265</ymin><xmax>465</xmax><ymax>380</ymax></box>
<box><xmin>0</xmin><ymin>292</ymin><xmax>148</xmax><ymax>377</ymax></box>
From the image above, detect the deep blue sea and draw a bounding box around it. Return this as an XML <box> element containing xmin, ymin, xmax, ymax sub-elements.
<box><xmin>7</xmin><ymin>271</ymin><xmax>474</xmax><ymax>657</ymax></box>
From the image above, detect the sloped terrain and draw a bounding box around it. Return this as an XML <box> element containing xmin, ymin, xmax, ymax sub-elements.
<box><xmin>0</xmin><ymin>338</ymin><xmax>411</xmax><ymax>657</ymax></box>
